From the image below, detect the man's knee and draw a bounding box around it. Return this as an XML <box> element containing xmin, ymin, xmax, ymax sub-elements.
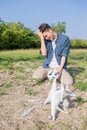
<box><xmin>60</xmin><ymin>69</ymin><xmax>73</xmax><ymax>86</ymax></box>
<box><xmin>32</xmin><ymin>66</ymin><xmax>47</xmax><ymax>81</ymax></box>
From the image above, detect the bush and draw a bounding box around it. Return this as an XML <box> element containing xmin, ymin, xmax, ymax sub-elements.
<box><xmin>0</xmin><ymin>19</ymin><xmax>87</xmax><ymax>50</ymax></box>
<box><xmin>0</xmin><ymin>19</ymin><xmax>40</xmax><ymax>50</ymax></box>
<box><xmin>70</xmin><ymin>39</ymin><xmax>87</xmax><ymax>49</ymax></box>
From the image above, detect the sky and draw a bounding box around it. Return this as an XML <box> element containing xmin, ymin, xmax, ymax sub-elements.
<box><xmin>0</xmin><ymin>0</ymin><xmax>87</xmax><ymax>40</ymax></box>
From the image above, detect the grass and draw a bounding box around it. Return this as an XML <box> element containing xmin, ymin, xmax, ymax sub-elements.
<box><xmin>75</xmin><ymin>82</ymin><xmax>87</xmax><ymax>91</ymax></box>
<box><xmin>0</xmin><ymin>91</ymin><xmax>7</xmax><ymax>95</ymax></box>
<box><xmin>68</xmin><ymin>49</ymin><xmax>87</xmax><ymax>91</ymax></box>
<box><xmin>0</xmin><ymin>49</ymin><xmax>43</xmax><ymax>62</ymax></box>
<box><xmin>27</xmin><ymin>88</ymin><xmax>38</xmax><ymax>96</ymax></box>
<box><xmin>0</xmin><ymin>49</ymin><xmax>87</xmax><ymax>130</ymax></box>
<box><xmin>75</xmin><ymin>96</ymin><xmax>87</xmax><ymax>105</ymax></box>
<box><xmin>0</xmin><ymin>49</ymin><xmax>87</xmax><ymax>91</ymax></box>
<box><xmin>3</xmin><ymin>83</ymin><xmax>12</xmax><ymax>88</ymax></box>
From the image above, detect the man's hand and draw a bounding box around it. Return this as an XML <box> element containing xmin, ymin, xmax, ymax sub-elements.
<box><xmin>37</xmin><ymin>30</ymin><xmax>47</xmax><ymax>56</ymax></box>
<box><xmin>37</xmin><ymin>30</ymin><xmax>44</xmax><ymax>40</ymax></box>
<box><xmin>57</xmin><ymin>67</ymin><xmax>63</xmax><ymax>78</ymax></box>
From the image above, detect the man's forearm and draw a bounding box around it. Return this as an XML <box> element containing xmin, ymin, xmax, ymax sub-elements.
<box><xmin>40</xmin><ymin>37</ymin><xmax>47</xmax><ymax>56</ymax></box>
<box><xmin>37</xmin><ymin>29</ymin><xmax>47</xmax><ymax>56</ymax></box>
<box><xmin>59</xmin><ymin>56</ymin><xmax>66</xmax><ymax>70</ymax></box>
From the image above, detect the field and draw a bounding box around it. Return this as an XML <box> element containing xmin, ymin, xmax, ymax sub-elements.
<box><xmin>0</xmin><ymin>49</ymin><xmax>87</xmax><ymax>130</ymax></box>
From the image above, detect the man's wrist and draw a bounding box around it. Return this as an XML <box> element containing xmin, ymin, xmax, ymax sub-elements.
<box><xmin>59</xmin><ymin>66</ymin><xmax>63</xmax><ymax>71</ymax></box>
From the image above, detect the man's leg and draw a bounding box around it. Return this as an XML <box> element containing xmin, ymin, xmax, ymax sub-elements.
<box><xmin>60</xmin><ymin>69</ymin><xmax>73</xmax><ymax>86</ymax></box>
<box><xmin>32</xmin><ymin>66</ymin><xmax>48</xmax><ymax>81</ymax></box>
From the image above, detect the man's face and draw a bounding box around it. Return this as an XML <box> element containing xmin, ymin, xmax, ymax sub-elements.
<box><xmin>43</xmin><ymin>29</ymin><xmax>53</xmax><ymax>41</ymax></box>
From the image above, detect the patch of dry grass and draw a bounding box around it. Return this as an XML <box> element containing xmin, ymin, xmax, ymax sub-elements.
<box><xmin>0</xmin><ymin>49</ymin><xmax>87</xmax><ymax>130</ymax></box>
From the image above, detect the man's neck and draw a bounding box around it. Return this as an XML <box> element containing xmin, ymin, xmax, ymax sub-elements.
<box><xmin>53</xmin><ymin>32</ymin><xmax>57</xmax><ymax>40</ymax></box>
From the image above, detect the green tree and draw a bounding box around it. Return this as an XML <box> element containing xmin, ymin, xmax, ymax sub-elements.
<box><xmin>0</xmin><ymin>18</ymin><xmax>7</xmax><ymax>48</ymax></box>
<box><xmin>0</xmin><ymin>19</ymin><xmax>40</xmax><ymax>50</ymax></box>
<box><xmin>51</xmin><ymin>22</ymin><xmax>66</xmax><ymax>33</ymax></box>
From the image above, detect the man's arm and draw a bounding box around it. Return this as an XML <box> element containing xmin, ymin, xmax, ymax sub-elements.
<box><xmin>57</xmin><ymin>36</ymin><xmax>70</xmax><ymax>77</ymax></box>
<box><xmin>57</xmin><ymin>56</ymin><xmax>66</xmax><ymax>77</ymax></box>
<box><xmin>37</xmin><ymin>30</ymin><xmax>47</xmax><ymax>56</ymax></box>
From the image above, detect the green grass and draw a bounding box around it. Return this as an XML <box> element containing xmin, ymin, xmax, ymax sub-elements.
<box><xmin>0</xmin><ymin>49</ymin><xmax>43</xmax><ymax>62</ymax></box>
<box><xmin>75</xmin><ymin>82</ymin><xmax>87</xmax><ymax>91</ymax></box>
<box><xmin>0</xmin><ymin>49</ymin><xmax>43</xmax><ymax>70</ymax></box>
<box><xmin>0</xmin><ymin>49</ymin><xmax>87</xmax><ymax>91</ymax></box>
<box><xmin>68</xmin><ymin>49</ymin><xmax>87</xmax><ymax>91</ymax></box>
<box><xmin>3</xmin><ymin>83</ymin><xmax>12</xmax><ymax>88</ymax></box>
<box><xmin>27</xmin><ymin>89</ymin><xmax>38</xmax><ymax>96</ymax></box>
<box><xmin>0</xmin><ymin>91</ymin><xmax>7</xmax><ymax>95</ymax></box>
<box><xmin>75</xmin><ymin>96</ymin><xmax>87</xmax><ymax>105</ymax></box>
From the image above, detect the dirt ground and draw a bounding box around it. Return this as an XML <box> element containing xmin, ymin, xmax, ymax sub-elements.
<box><xmin>0</xmin><ymin>63</ymin><xmax>87</xmax><ymax>130</ymax></box>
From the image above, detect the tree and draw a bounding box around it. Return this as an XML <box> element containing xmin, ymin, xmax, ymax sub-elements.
<box><xmin>0</xmin><ymin>19</ymin><xmax>40</xmax><ymax>50</ymax></box>
<box><xmin>0</xmin><ymin>18</ymin><xmax>6</xmax><ymax>33</ymax></box>
<box><xmin>51</xmin><ymin>22</ymin><xmax>66</xmax><ymax>33</ymax></box>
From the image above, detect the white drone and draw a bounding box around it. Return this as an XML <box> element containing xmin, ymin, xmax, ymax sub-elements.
<box><xmin>44</xmin><ymin>70</ymin><xmax>75</xmax><ymax>121</ymax></box>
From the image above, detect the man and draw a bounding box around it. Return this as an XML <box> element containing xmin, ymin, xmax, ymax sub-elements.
<box><xmin>32</xmin><ymin>23</ymin><xmax>73</xmax><ymax>86</ymax></box>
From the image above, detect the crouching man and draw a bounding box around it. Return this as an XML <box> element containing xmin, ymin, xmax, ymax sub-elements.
<box><xmin>32</xmin><ymin>23</ymin><xmax>73</xmax><ymax>86</ymax></box>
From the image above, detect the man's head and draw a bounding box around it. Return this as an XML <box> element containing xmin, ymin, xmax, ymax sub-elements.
<box><xmin>38</xmin><ymin>23</ymin><xmax>56</xmax><ymax>41</ymax></box>
<box><xmin>38</xmin><ymin>23</ymin><xmax>52</xmax><ymax>33</ymax></box>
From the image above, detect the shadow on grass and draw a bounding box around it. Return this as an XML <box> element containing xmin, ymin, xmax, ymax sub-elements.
<box><xmin>68</xmin><ymin>67</ymin><xmax>85</xmax><ymax>77</ymax></box>
<box><xmin>68</xmin><ymin>67</ymin><xmax>85</xmax><ymax>83</ymax></box>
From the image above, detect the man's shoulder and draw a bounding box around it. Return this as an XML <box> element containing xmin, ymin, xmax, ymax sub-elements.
<box><xmin>56</xmin><ymin>33</ymin><xmax>70</xmax><ymax>46</ymax></box>
<box><xmin>58</xmin><ymin>33</ymin><xmax>69</xmax><ymax>40</ymax></box>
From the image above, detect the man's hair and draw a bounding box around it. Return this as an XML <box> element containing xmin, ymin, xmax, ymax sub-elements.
<box><xmin>38</xmin><ymin>23</ymin><xmax>52</xmax><ymax>33</ymax></box>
